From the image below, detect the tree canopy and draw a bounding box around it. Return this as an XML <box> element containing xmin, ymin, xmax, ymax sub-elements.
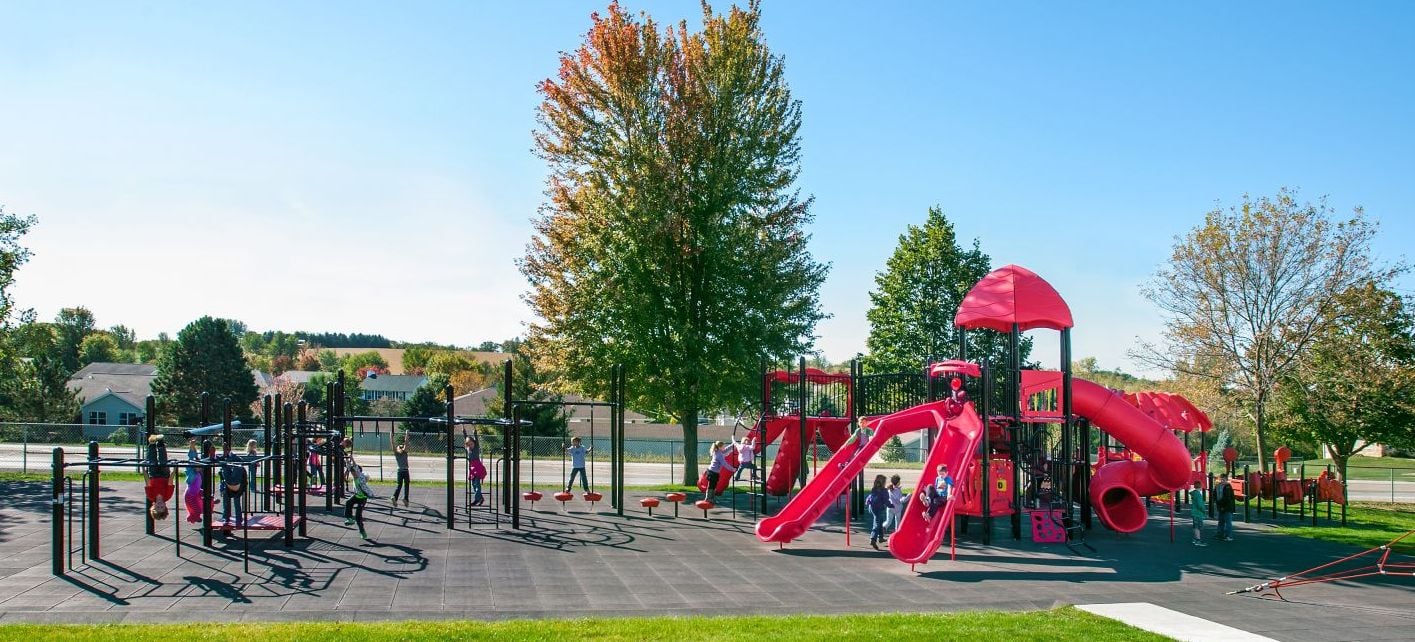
<box><xmin>152</xmin><ymin>316</ymin><xmax>260</xmax><ymax>425</ymax></box>
<box><xmin>1274</xmin><ymin>282</ymin><xmax>1415</xmax><ymax>479</ymax></box>
<box><xmin>524</xmin><ymin>1</ymin><xmax>826</xmax><ymax>483</ymax></box>
<box><xmin>1137</xmin><ymin>189</ymin><xmax>1401</xmax><ymax>470</ymax></box>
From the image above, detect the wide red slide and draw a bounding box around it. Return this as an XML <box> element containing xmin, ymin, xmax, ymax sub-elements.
<box><xmin>754</xmin><ymin>404</ymin><xmax>943</xmax><ymax>544</ymax></box>
<box><xmin>885</xmin><ymin>402</ymin><xmax>985</xmax><ymax>565</ymax></box>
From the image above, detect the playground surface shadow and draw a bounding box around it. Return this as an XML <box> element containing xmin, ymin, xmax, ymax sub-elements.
<box><xmin>0</xmin><ymin>480</ymin><xmax>1410</xmax><ymax>641</ymax></box>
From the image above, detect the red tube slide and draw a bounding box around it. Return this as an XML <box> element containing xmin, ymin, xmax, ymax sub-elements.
<box><xmin>886</xmin><ymin>403</ymin><xmax>986</xmax><ymax>565</ymax></box>
<box><xmin>1073</xmin><ymin>378</ymin><xmax>1191</xmax><ymax>533</ymax></box>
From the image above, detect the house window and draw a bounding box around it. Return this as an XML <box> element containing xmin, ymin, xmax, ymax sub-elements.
<box><xmin>88</xmin><ymin>411</ymin><xmax>107</xmax><ymax>425</ymax></box>
<box><xmin>118</xmin><ymin>412</ymin><xmax>140</xmax><ymax>426</ymax></box>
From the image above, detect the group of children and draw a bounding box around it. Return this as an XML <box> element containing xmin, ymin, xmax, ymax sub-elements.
<box><xmin>862</xmin><ymin>463</ymin><xmax>955</xmax><ymax>550</ymax></box>
<box><xmin>141</xmin><ymin>434</ymin><xmax>258</xmax><ymax>530</ymax></box>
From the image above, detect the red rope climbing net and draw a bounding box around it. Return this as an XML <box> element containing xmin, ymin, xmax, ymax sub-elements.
<box><xmin>1229</xmin><ymin>530</ymin><xmax>1415</xmax><ymax>600</ymax></box>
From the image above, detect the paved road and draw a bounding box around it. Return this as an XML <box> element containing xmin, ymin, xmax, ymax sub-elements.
<box><xmin>4</xmin><ymin>443</ymin><xmax>1411</xmax><ymax>502</ymax></box>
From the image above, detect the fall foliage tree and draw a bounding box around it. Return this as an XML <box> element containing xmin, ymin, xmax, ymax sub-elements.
<box><xmin>1136</xmin><ymin>189</ymin><xmax>1401</xmax><ymax>470</ymax></box>
<box><xmin>524</xmin><ymin>2</ymin><xmax>826</xmax><ymax>483</ymax></box>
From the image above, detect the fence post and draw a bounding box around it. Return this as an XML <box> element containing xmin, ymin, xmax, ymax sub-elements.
<box><xmin>23</xmin><ymin>426</ymin><xmax>28</xmax><ymax>473</ymax></box>
<box><xmin>1393</xmin><ymin>468</ymin><xmax>1397</xmax><ymax>504</ymax></box>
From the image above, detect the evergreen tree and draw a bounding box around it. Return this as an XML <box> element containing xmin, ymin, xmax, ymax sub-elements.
<box><xmin>863</xmin><ymin>207</ymin><xmax>1031</xmax><ymax>403</ymax></box>
<box><xmin>151</xmin><ymin>316</ymin><xmax>260</xmax><ymax>425</ymax></box>
<box><xmin>53</xmin><ymin>307</ymin><xmax>96</xmax><ymax>374</ymax></box>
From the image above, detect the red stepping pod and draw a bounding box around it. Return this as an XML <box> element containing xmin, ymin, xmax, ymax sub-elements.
<box><xmin>583</xmin><ymin>491</ymin><xmax>603</xmax><ymax>505</ymax></box>
<box><xmin>639</xmin><ymin>497</ymin><xmax>661</xmax><ymax>516</ymax></box>
<box><xmin>553</xmin><ymin>491</ymin><xmax>574</xmax><ymax>506</ymax></box>
<box><xmin>664</xmin><ymin>492</ymin><xmax>687</xmax><ymax>517</ymax></box>
<box><xmin>695</xmin><ymin>500</ymin><xmax>715</xmax><ymax>518</ymax></box>
<box><xmin>522</xmin><ymin>491</ymin><xmax>543</xmax><ymax>504</ymax></box>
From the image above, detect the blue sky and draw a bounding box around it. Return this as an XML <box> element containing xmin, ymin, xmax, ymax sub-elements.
<box><xmin>2</xmin><ymin>2</ymin><xmax>1411</xmax><ymax>375</ymax></box>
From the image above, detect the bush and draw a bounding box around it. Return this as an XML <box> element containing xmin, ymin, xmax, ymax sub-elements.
<box><xmin>882</xmin><ymin>436</ymin><xmax>907</xmax><ymax>463</ymax></box>
<box><xmin>108</xmin><ymin>427</ymin><xmax>131</xmax><ymax>446</ymax></box>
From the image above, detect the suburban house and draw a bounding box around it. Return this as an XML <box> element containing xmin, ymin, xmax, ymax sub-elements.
<box><xmin>360</xmin><ymin>373</ymin><xmax>427</xmax><ymax>402</ymax></box>
<box><xmin>66</xmin><ymin>363</ymin><xmax>157</xmax><ymax>437</ymax></box>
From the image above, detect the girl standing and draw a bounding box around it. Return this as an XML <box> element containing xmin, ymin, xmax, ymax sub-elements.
<box><xmin>865</xmin><ymin>474</ymin><xmax>891</xmax><ymax>550</ymax></box>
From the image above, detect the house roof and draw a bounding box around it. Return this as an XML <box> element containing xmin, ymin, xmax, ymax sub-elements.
<box><xmin>67</xmin><ymin>362</ymin><xmax>157</xmax><ymax>409</ymax></box>
<box><xmin>360</xmin><ymin>374</ymin><xmax>427</xmax><ymax>394</ymax></box>
<box><xmin>275</xmin><ymin>370</ymin><xmax>324</xmax><ymax>385</ymax></box>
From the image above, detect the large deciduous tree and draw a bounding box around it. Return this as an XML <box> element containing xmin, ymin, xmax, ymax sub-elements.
<box><xmin>1273</xmin><ymin>283</ymin><xmax>1415</xmax><ymax>480</ymax></box>
<box><xmin>152</xmin><ymin>316</ymin><xmax>260</xmax><ymax>425</ymax></box>
<box><xmin>1137</xmin><ymin>189</ymin><xmax>1401</xmax><ymax>470</ymax></box>
<box><xmin>524</xmin><ymin>2</ymin><xmax>827</xmax><ymax>484</ymax></box>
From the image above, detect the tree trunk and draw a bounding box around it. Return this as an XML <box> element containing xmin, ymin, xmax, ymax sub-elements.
<box><xmin>1334</xmin><ymin>451</ymin><xmax>1350</xmax><ymax>483</ymax></box>
<box><xmin>1254</xmin><ymin>394</ymin><xmax>1268</xmax><ymax>472</ymax></box>
<box><xmin>681</xmin><ymin>408</ymin><xmax>699</xmax><ymax>487</ymax></box>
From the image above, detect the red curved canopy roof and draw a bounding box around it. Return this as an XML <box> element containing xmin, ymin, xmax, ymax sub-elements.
<box><xmin>954</xmin><ymin>264</ymin><xmax>1074</xmax><ymax>332</ymax></box>
<box><xmin>1123</xmin><ymin>391</ymin><xmax>1213</xmax><ymax>433</ymax></box>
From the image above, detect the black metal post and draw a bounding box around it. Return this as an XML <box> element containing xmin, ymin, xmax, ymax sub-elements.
<box><xmin>297</xmin><ymin>401</ymin><xmax>308</xmax><ymax>537</ymax></box>
<box><xmin>326</xmin><ymin>380</ymin><xmax>337</xmax><ymax>511</ymax></box>
<box><xmin>502</xmin><ymin>359</ymin><xmax>514</xmax><ymax>514</ymax></box>
<box><xmin>446</xmin><ymin>383</ymin><xmax>456</xmax><ymax>529</ymax></box>
<box><xmin>87</xmin><ymin>440</ymin><xmax>99</xmax><ymax>560</ymax></box>
<box><xmin>283</xmin><ymin>402</ymin><xmax>294</xmax><ymax>547</ymax></box>
<box><xmin>797</xmin><ymin>356</ymin><xmax>808</xmax><ymax>491</ymax></box>
<box><xmin>273</xmin><ymin>393</ymin><xmax>283</xmax><ymax>487</ymax></box>
<box><xmin>262</xmin><ymin>394</ymin><xmax>273</xmax><ymax>512</ymax></box>
<box><xmin>1081</xmin><ymin>417</ymin><xmax>1092</xmax><ymax>529</ymax></box>
<box><xmin>52</xmin><ymin>447</ymin><xmax>65</xmax><ymax>576</ymax></box>
<box><xmin>515</xmin><ymin>410</ymin><xmax>526</xmax><ymax>531</ymax></box>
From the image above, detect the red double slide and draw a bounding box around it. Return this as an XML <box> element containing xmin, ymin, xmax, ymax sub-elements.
<box><xmin>884</xmin><ymin>402</ymin><xmax>986</xmax><ymax>565</ymax></box>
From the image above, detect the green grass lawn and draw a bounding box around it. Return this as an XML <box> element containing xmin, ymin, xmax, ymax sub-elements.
<box><xmin>1274</xmin><ymin>502</ymin><xmax>1415</xmax><ymax>553</ymax></box>
<box><xmin>0</xmin><ymin>608</ymin><xmax>1166</xmax><ymax>641</ymax></box>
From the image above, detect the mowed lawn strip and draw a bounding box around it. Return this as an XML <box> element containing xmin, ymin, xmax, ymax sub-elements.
<box><xmin>1274</xmin><ymin>502</ymin><xmax>1415</xmax><ymax>553</ymax></box>
<box><xmin>0</xmin><ymin>609</ymin><xmax>1169</xmax><ymax>642</ymax></box>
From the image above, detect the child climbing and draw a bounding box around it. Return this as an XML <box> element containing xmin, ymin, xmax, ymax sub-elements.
<box><xmin>466</xmin><ymin>433</ymin><xmax>487</xmax><ymax>506</ymax></box>
<box><xmin>183</xmin><ymin>438</ymin><xmax>207</xmax><ymax>524</ymax></box>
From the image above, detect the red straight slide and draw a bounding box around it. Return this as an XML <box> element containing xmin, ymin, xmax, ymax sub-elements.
<box><xmin>886</xmin><ymin>403</ymin><xmax>986</xmax><ymax>565</ymax></box>
<box><xmin>755</xmin><ymin>400</ymin><xmax>958</xmax><ymax>545</ymax></box>
<box><xmin>764</xmin><ymin>417</ymin><xmax>852</xmax><ymax>496</ymax></box>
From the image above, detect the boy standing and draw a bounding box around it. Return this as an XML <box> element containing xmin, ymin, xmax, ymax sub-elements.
<box><xmin>1214</xmin><ymin>473</ymin><xmax>1236</xmax><ymax>541</ymax></box>
<box><xmin>1188</xmin><ymin>481</ymin><xmax>1208</xmax><ymax>546</ymax></box>
<box><xmin>565</xmin><ymin>437</ymin><xmax>591</xmax><ymax>492</ymax></box>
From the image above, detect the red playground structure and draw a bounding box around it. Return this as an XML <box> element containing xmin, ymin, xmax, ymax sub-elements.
<box><xmin>756</xmin><ymin>264</ymin><xmax>1222</xmax><ymax>568</ymax></box>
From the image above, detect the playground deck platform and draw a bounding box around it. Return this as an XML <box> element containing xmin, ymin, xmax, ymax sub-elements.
<box><xmin>0</xmin><ymin>480</ymin><xmax>1410</xmax><ymax>641</ymax></box>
